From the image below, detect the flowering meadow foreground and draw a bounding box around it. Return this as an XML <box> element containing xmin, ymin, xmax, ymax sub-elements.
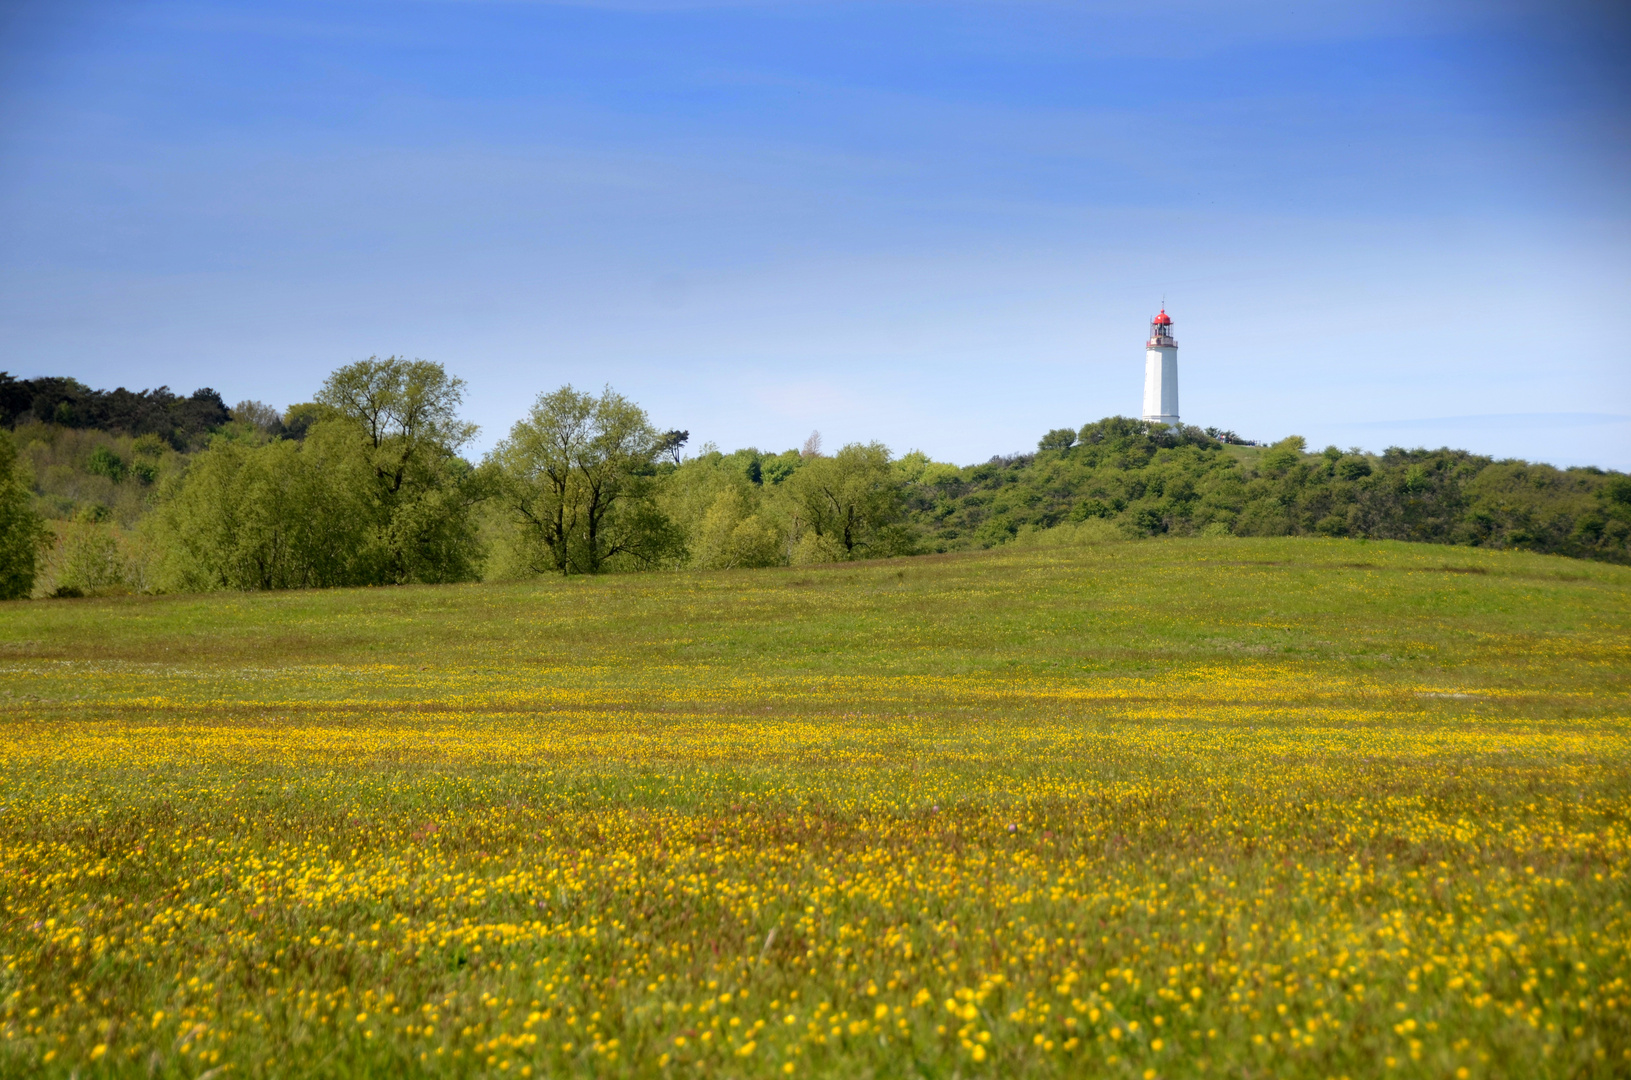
<box><xmin>1</xmin><ymin>537</ymin><xmax>1629</xmax><ymax>1079</ymax></box>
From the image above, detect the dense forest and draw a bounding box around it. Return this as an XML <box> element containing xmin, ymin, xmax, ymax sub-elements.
<box><xmin>1</xmin><ymin>363</ymin><xmax>1627</xmax><ymax>599</ymax></box>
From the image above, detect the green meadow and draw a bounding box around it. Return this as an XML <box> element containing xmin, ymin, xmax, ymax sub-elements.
<box><xmin>2</xmin><ymin>536</ymin><xmax>1628</xmax><ymax>1078</ymax></box>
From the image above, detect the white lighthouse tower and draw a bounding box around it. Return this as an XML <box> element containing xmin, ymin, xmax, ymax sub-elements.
<box><xmin>1141</xmin><ymin>308</ymin><xmax>1180</xmax><ymax>430</ymax></box>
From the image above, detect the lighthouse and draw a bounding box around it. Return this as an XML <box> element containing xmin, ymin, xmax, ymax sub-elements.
<box><xmin>1141</xmin><ymin>308</ymin><xmax>1179</xmax><ymax>430</ymax></box>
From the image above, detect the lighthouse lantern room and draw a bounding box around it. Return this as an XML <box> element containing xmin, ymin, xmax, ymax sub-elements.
<box><xmin>1141</xmin><ymin>308</ymin><xmax>1180</xmax><ymax>430</ymax></box>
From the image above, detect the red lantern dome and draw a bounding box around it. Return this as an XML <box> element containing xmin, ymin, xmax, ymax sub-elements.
<box><xmin>1147</xmin><ymin>308</ymin><xmax>1176</xmax><ymax>348</ymax></box>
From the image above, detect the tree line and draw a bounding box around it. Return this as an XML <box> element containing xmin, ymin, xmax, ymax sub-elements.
<box><xmin>0</xmin><ymin>359</ymin><xmax>916</xmax><ymax>596</ymax></box>
<box><xmin>0</xmin><ymin>373</ymin><xmax>230</xmax><ymax>449</ymax></box>
<box><xmin>1</xmin><ymin>360</ymin><xmax>1627</xmax><ymax>599</ymax></box>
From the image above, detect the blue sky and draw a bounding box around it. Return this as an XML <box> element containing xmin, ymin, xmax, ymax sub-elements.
<box><xmin>2</xmin><ymin>0</ymin><xmax>1628</xmax><ymax>467</ymax></box>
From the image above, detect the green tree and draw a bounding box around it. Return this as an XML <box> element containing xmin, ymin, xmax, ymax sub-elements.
<box><xmin>52</xmin><ymin>508</ymin><xmax>131</xmax><ymax>596</ymax></box>
<box><xmin>315</xmin><ymin>357</ymin><xmax>484</xmax><ymax>584</ymax></box>
<box><xmin>490</xmin><ymin>385</ymin><xmax>681</xmax><ymax>574</ymax></box>
<box><xmin>0</xmin><ymin>429</ymin><xmax>52</xmax><ymax>599</ymax></box>
<box><xmin>281</xmin><ymin>402</ymin><xmax>330</xmax><ymax>441</ymax></box>
<box><xmin>899</xmin><ymin>415</ymin><xmax>1630</xmax><ymax>566</ymax></box>
<box><xmin>692</xmin><ymin>486</ymin><xmax>785</xmax><ymax>569</ymax></box>
<box><xmin>654</xmin><ymin>446</ymin><xmax>789</xmax><ymax>569</ymax></box>
<box><xmin>1038</xmin><ymin>427</ymin><xmax>1077</xmax><ymax>451</ymax></box>
<box><xmin>86</xmin><ymin>445</ymin><xmax>127</xmax><ymax>483</ymax></box>
<box><xmin>784</xmin><ymin>441</ymin><xmax>908</xmax><ymax>561</ymax></box>
<box><xmin>230</xmin><ymin>400</ymin><xmax>285</xmax><ymax>438</ymax></box>
<box><xmin>152</xmin><ymin>355</ymin><xmax>486</xmax><ymax>593</ymax></box>
<box><xmin>153</xmin><ymin>421</ymin><xmax>381</xmax><ymax>591</ymax></box>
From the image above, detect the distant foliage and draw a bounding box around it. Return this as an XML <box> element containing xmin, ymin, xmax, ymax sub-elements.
<box><xmin>652</xmin><ymin>437</ymin><xmax>918</xmax><ymax>570</ymax></box>
<box><xmin>231</xmin><ymin>400</ymin><xmax>286</xmax><ymax>438</ymax></box>
<box><xmin>49</xmin><ymin>512</ymin><xmax>135</xmax><ymax>597</ymax></box>
<box><xmin>0</xmin><ymin>373</ymin><xmax>229</xmax><ymax>449</ymax></box>
<box><xmin>654</xmin><ymin>446</ymin><xmax>797</xmax><ymax>571</ymax></box>
<box><xmin>85</xmin><ymin>445</ymin><xmax>127</xmax><ymax>483</ymax></box>
<box><xmin>692</xmin><ymin>486</ymin><xmax>784</xmax><ymax>569</ymax></box>
<box><xmin>13</xmin><ymin>424</ymin><xmax>176</xmax><ymax>531</ymax></box>
<box><xmin>1204</xmin><ymin>426</ymin><xmax>1250</xmax><ymax>445</ymax></box>
<box><xmin>1037</xmin><ymin>427</ymin><xmax>1077</xmax><ymax>451</ymax></box>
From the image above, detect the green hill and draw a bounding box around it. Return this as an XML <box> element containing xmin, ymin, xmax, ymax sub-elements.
<box><xmin>900</xmin><ymin>417</ymin><xmax>1631</xmax><ymax>565</ymax></box>
<box><xmin>2</xmin><ymin>536</ymin><xmax>1627</xmax><ymax>1076</ymax></box>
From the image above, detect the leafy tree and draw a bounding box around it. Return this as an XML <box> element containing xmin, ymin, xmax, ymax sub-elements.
<box><xmin>1039</xmin><ymin>427</ymin><xmax>1077</xmax><ymax>451</ymax></box>
<box><xmin>899</xmin><ymin>416</ymin><xmax>1628</xmax><ymax>565</ymax></box>
<box><xmin>154</xmin><ymin>359</ymin><xmax>484</xmax><ymax>591</ymax></box>
<box><xmin>52</xmin><ymin>509</ymin><xmax>132</xmax><ymax>596</ymax></box>
<box><xmin>0</xmin><ymin>374</ymin><xmax>31</xmax><ymax>428</ymax></box>
<box><xmin>656</xmin><ymin>429</ymin><xmax>690</xmax><ymax>465</ymax></box>
<box><xmin>315</xmin><ymin>357</ymin><xmax>484</xmax><ymax>584</ymax></box>
<box><xmin>86</xmin><ymin>446</ymin><xmax>127</xmax><ymax>483</ymax></box>
<box><xmin>0</xmin><ymin>429</ymin><xmax>52</xmax><ymax>599</ymax></box>
<box><xmin>657</xmin><ymin>447</ymin><xmax>787</xmax><ymax>569</ymax></box>
<box><xmin>153</xmin><ymin>421</ymin><xmax>381</xmax><ymax>591</ymax></box>
<box><xmin>317</xmin><ymin>358</ymin><xmax>475</xmax><ymax>459</ymax></box>
<box><xmin>760</xmin><ymin>450</ymin><xmax>802</xmax><ymax>486</ymax></box>
<box><xmin>784</xmin><ymin>442</ymin><xmax>909</xmax><ymax>561</ymax></box>
<box><xmin>692</xmin><ymin>487</ymin><xmax>784</xmax><ymax>569</ymax></box>
<box><xmin>1257</xmin><ymin>436</ymin><xmax>1307</xmax><ymax>476</ymax></box>
<box><xmin>281</xmin><ymin>402</ymin><xmax>330</xmax><ymax>441</ymax></box>
<box><xmin>490</xmin><ymin>385</ymin><xmax>681</xmax><ymax>574</ymax></box>
<box><xmin>231</xmin><ymin>400</ymin><xmax>285</xmax><ymax>438</ymax></box>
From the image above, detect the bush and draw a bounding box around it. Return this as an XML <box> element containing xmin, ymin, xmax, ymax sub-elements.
<box><xmin>0</xmin><ymin>430</ymin><xmax>51</xmax><ymax>599</ymax></box>
<box><xmin>86</xmin><ymin>446</ymin><xmax>127</xmax><ymax>483</ymax></box>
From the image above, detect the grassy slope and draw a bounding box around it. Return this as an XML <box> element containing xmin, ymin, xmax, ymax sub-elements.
<box><xmin>1</xmin><ymin>536</ymin><xmax>1629</xmax><ymax>1078</ymax></box>
<box><xmin>6</xmin><ymin>534</ymin><xmax>1625</xmax><ymax>683</ymax></box>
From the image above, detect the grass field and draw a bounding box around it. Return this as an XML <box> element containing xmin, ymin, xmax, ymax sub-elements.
<box><xmin>2</xmin><ymin>535</ymin><xmax>1629</xmax><ymax>1078</ymax></box>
